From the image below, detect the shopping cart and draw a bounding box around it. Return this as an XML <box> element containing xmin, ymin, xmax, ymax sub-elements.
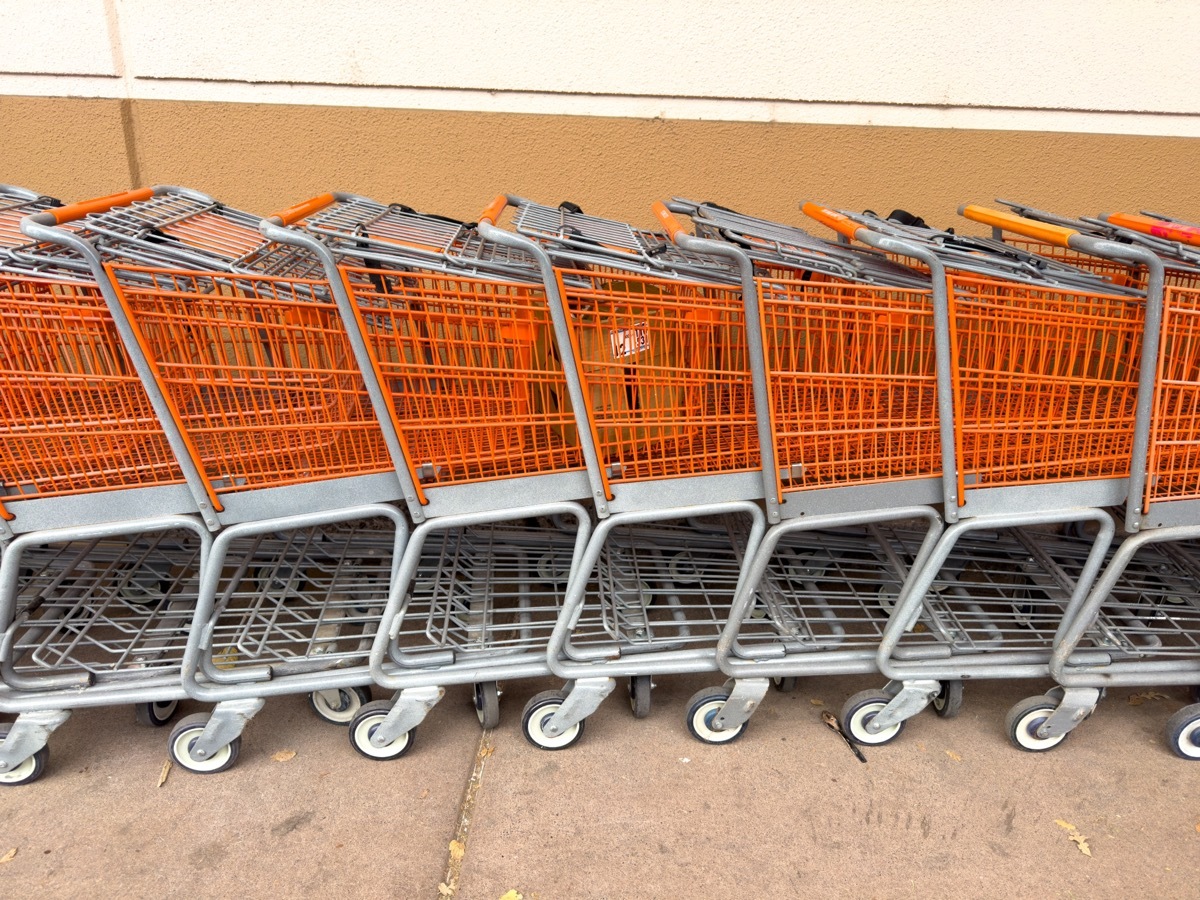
<box><xmin>649</xmin><ymin>201</ymin><xmax>946</xmax><ymax>742</ymax></box>
<box><xmin>3</xmin><ymin>187</ymin><xmax>414</xmax><ymax>779</ymax></box>
<box><xmin>973</xmin><ymin>205</ymin><xmax>1200</xmax><ymax>756</ymax></box>
<box><xmin>791</xmin><ymin>202</ymin><xmax>1163</xmax><ymax>747</ymax></box>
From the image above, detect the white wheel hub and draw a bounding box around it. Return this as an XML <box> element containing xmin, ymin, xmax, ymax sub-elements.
<box><xmin>1013</xmin><ymin>707</ymin><xmax>1064</xmax><ymax>751</ymax></box>
<box><xmin>171</xmin><ymin>727</ymin><xmax>233</xmax><ymax>773</ymax></box>
<box><xmin>1174</xmin><ymin>717</ymin><xmax>1200</xmax><ymax>759</ymax></box>
<box><xmin>848</xmin><ymin>701</ymin><xmax>901</xmax><ymax>744</ymax></box>
<box><xmin>690</xmin><ymin>698</ymin><xmax>742</xmax><ymax>744</ymax></box>
<box><xmin>0</xmin><ymin>755</ymin><xmax>38</xmax><ymax>785</ymax></box>
<box><xmin>526</xmin><ymin>703</ymin><xmax>580</xmax><ymax>749</ymax></box>
<box><xmin>352</xmin><ymin>714</ymin><xmax>410</xmax><ymax>759</ymax></box>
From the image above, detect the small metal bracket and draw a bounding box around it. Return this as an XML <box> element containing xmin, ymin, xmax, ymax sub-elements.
<box><xmin>712</xmin><ymin>677</ymin><xmax>770</xmax><ymax>732</ymax></box>
<box><xmin>544</xmin><ymin>677</ymin><xmax>616</xmax><ymax>737</ymax></box>
<box><xmin>192</xmin><ymin>697</ymin><xmax>266</xmax><ymax>760</ymax></box>
<box><xmin>371</xmin><ymin>685</ymin><xmax>445</xmax><ymax>747</ymax></box>
<box><xmin>0</xmin><ymin>709</ymin><xmax>70</xmax><ymax>773</ymax></box>
<box><xmin>1035</xmin><ymin>688</ymin><xmax>1101</xmax><ymax>740</ymax></box>
<box><xmin>866</xmin><ymin>679</ymin><xmax>940</xmax><ymax>733</ymax></box>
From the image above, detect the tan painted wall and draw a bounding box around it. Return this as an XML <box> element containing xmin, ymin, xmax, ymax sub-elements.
<box><xmin>5</xmin><ymin>97</ymin><xmax>1200</xmax><ymax>233</ymax></box>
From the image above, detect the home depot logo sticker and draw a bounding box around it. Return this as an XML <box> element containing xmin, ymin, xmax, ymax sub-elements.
<box><xmin>610</xmin><ymin>323</ymin><xmax>650</xmax><ymax>358</ymax></box>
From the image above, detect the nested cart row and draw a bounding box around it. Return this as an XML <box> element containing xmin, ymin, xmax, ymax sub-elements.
<box><xmin>2</xmin><ymin>181</ymin><xmax>1200</xmax><ymax>787</ymax></box>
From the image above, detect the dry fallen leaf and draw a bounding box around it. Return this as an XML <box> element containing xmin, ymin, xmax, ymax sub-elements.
<box><xmin>945</xmin><ymin>750</ymin><xmax>962</xmax><ymax>762</ymax></box>
<box><xmin>271</xmin><ymin>750</ymin><xmax>297</xmax><ymax>763</ymax></box>
<box><xmin>498</xmin><ymin>892</ymin><xmax>523</xmax><ymax>900</ymax></box>
<box><xmin>420</xmin><ymin>789</ymin><xmax>430</xmax><ymax>800</ymax></box>
<box><xmin>1128</xmin><ymin>691</ymin><xmax>1170</xmax><ymax>706</ymax></box>
<box><xmin>0</xmin><ymin>849</ymin><xmax>16</xmax><ymax>865</ymax></box>
<box><xmin>1056</xmin><ymin>819</ymin><xmax>1092</xmax><ymax>857</ymax></box>
<box><xmin>448</xmin><ymin>840</ymin><xmax>465</xmax><ymax>863</ymax></box>
<box><xmin>1070</xmin><ymin>832</ymin><xmax>1092</xmax><ymax>857</ymax></box>
<box><xmin>480</xmin><ymin>744</ymin><xmax>495</xmax><ymax>759</ymax></box>
<box><xmin>1195</xmin><ymin>823</ymin><xmax>1200</xmax><ymax>834</ymax></box>
<box><xmin>157</xmin><ymin>760</ymin><xmax>172</xmax><ymax>788</ymax></box>
<box><xmin>809</xmin><ymin>699</ymin><xmax>824</xmax><ymax>707</ymax></box>
<box><xmin>916</xmin><ymin>741</ymin><xmax>926</xmax><ymax>752</ymax></box>
<box><xmin>437</xmin><ymin>884</ymin><xmax>453</xmax><ymax>897</ymax></box>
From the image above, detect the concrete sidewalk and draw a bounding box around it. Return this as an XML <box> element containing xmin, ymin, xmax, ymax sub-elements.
<box><xmin>2</xmin><ymin>673</ymin><xmax>1198</xmax><ymax>899</ymax></box>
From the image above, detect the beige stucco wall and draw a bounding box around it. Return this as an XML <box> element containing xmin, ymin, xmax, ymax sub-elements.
<box><xmin>4</xmin><ymin>96</ymin><xmax>1200</xmax><ymax>232</ymax></box>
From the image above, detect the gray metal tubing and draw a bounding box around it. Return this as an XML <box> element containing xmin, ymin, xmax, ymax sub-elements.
<box><xmin>853</xmin><ymin>230</ymin><xmax>960</xmax><ymax>521</ymax></box>
<box><xmin>19</xmin><ymin>213</ymin><xmax>221</xmax><ymax>531</ymax></box>
<box><xmin>0</xmin><ymin>677</ymin><xmax>186</xmax><ymax>714</ymax></box>
<box><xmin>715</xmin><ymin>506</ymin><xmax>944</xmax><ymax>679</ymax></box>
<box><xmin>1059</xmin><ymin>239</ymin><xmax>1166</xmax><ymax>535</ymax></box>
<box><xmin>367</xmin><ymin>502</ymin><xmax>592</xmax><ymax>691</ymax></box>
<box><xmin>259</xmin><ymin>220</ymin><xmax>427</xmax><ymax>523</ymax></box>
<box><xmin>1050</xmin><ymin>523</ymin><xmax>1200</xmax><ymax>687</ymax></box>
<box><xmin>875</xmin><ymin>509</ymin><xmax>1115</xmax><ymax>681</ymax></box>
<box><xmin>180</xmin><ymin>504</ymin><xmax>409</xmax><ymax>701</ymax></box>
<box><xmin>669</xmin><ymin>232</ymin><xmax>779</xmax><ymax>523</ymax></box>
<box><xmin>0</xmin><ymin>515</ymin><xmax>210</xmax><ymax>701</ymax></box>
<box><xmin>476</xmin><ymin>214</ymin><xmax>612</xmax><ymax>515</ymax></box>
<box><xmin>547</xmin><ymin>500</ymin><xmax>766</xmax><ymax>680</ymax></box>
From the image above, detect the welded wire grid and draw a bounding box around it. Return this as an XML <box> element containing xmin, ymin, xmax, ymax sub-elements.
<box><xmin>728</xmin><ymin>526</ymin><xmax>912</xmax><ymax>659</ymax></box>
<box><xmin>1146</xmin><ymin>283</ymin><xmax>1200</xmax><ymax>505</ymax></box>
<box><xmin>887</xmin><ymin>526</ymin><xmax>1158</xmax><ymax>659</ymax></box>
<box><xmin>0</xmin><ymin>189</ymin><xmax>57</xmax><ymax>249</ymax></box>
<box><xmin>949</xmin><ymin>276</ymin><xmax>1144</xmax><ymax>498</ymax></box>
<box><xmin>564</xmin><ymin>517</ymin><xmax>753</xmax><ymax>654</ymax></box>
<box><xmin>559</xmin><ymin>267</ymin><xmax>758</xmax><ymax>483</ymax></box>
<box><xmin>107</xmin><ymin>265</ymin><xmax>394</xmax><ymax>494</ymax></box>
<box><xmin>393</xmin><ymin>521</ymin><xmax>584</xmax><ymax>662</ymax></box>
<box><xmin>4</xmin><ymin>530</ymin><xmax>201</xmax><ymax>681</ymax></box>
<box><xmin>0</xmin><ymin>275</ymin><xmax>184</xmax><ymax>500</ymax></box>
<box><xmin>342</xmin><ymin>266</ymin><xmax>585</xmax><ymax>486</ymax></box>
<box><xmin>206</xmin><ymin>519</ymin><xmax>395</xmax><ymax>674</ymax></box>
<box><xmin>1073</xmin><ymin>539</ymin><xmax>1200</xmax><ymax>659</ymax></box>
<box><xmin>760</xmin><ymin>275</ymin><xmax>940</xmax><ymax>492</ymax></box>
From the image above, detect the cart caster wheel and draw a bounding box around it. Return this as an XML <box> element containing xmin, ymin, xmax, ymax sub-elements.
<box><xmin>308</xmin><ymin>686</ymin><xmax>371</xmax><ymax>725</ymax></box>
<box><xmin>685</xmin><ymin>688</ymin><xmax>745</xmax><ymax>745</ymax></box>
<box><xmin>842</xmin><ymin>690</ymin><xmax>904</xmax><ymax>746</ymax></box>
<box><xmin>473</xmin><ymin>681</ymin><xmax>501</xmax><ymax>729</ymax></box>
<box><xmin>349</xmin><ymin>700</ymin><xmax>415</xmax><ymax>760</ymax></box>
<box><xmin>1005</xmin><ymin>696</ymin><xmax>1067</xmax><ymax>752</ymax></box>
<box><xmin>522</xmin><ymin>691</ymin><xmax>584</xmax><ymax>750</ymax></box>
<box><xmin>0</xmin><ymin>724</ymin><xmax>48</xmax><ymax>786</ymax></box>
<box><xmin>135</xmin><ymin>698</ymin><xmax>180</xmax><ymax>727</ymax></box>
<box><xmin>1165</xmin><ymin>703</ymin><xmax>1200</xmax><ymax>760</ymax></box>
<box><xmin>628</xmin><ymin>676</ymin><xmax>652</xmax><ymax>719</ymax></box>
<box><xmin>772</xmin><ymin>676</ymin><xmax>798</xmax><ymax>693</ymax></box>
<box><xmin>168</xmin><ymin>713</ymin><xmax>240</xmax><ymax>774</ymax></box>
<box><xmin>932</xmin><ymin>681</ymin><xmax>963</xmax><ymax>719</ymax></box>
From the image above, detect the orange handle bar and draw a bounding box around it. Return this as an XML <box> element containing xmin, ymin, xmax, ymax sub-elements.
<box><xmin>478</xmin><ymin>194</ymin><xmax>509</xmax><ymax>226</ymax></box>
<box><xmin>652</xmin><ymin>201</ymin><xmax>689</xmax><ymax>240</ymax></box>
<box><xmin>272</xmin><ymin>193</ymin><xmax>337</xmax><ymax>226</ymax></box>
<box><xmin>958</xmin><ymin>204</ymin><xmax>1078</xmax><ymax>248</ymax></box>
<box><xmin>800</xmin><ymin>202</ymin><xmax>862</xmax><ymax>242</ymax></box>
<box><xmin>1105</xmin><ymin>211</ymin><xmax>1200</xmax><ymax>248</ymax></box>
<box><xmin>48</xmin><ymin>187</ymin><xmax>155</xmax><ymax>224</ymax></box>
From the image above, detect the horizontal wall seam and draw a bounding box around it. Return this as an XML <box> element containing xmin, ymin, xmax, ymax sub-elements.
<box><xmin>3</xmin><ymin>74</ymin><xmax>1200</xmax><ymax>138</ymax></box>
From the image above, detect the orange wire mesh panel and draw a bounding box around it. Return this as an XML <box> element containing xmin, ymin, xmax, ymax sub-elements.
<box><xmin>106</xmin><ymin>265</ymin><xmax>393</xmax><ymax>495</ymax></box>
<box><xmin>0</xmin><ymin>275</ymin><xmax>184</xmax><ymax>501</ymax></box>
<box><xmin>1146</xmin><ymin>284</ymin><xmax>1200</xmax><ymax>506</ymax></box>
<box><xmin>759</xmin><ymin>276</ymin><xmax>940</xmax><ymax>494</ymax></box>
<box><xmin>157</xmin><ymin>210</ymin><xmax>266</xmax><ymax>260</ymax></box>
<box><xmin>555</xmin><ymin>267</ymin><xmax>758</xmax><ymax>483</ymax></box>
<box><xmin>339</xmin><ymin>266</ymin><xmax>585</xmax><ymax>486</ymax></box>
<box><xmin>948</xmin><ymin>276</ymin><xmax>1144</xmax><ymax>500</ymax></box>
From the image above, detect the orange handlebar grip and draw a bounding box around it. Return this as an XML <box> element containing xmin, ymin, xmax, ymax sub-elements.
<box><xmin>958</xmin><ymin>204</ymin><xmax>1078</xmax><ymax>248</ymax></box>
<box><xmin>49</xmin><ymin>187</ymin><xmax>155</xmax><ymax>224</ymax></box>
<box><xmin>272</xmin><ymin>193</ymin><xmax>337</xmax><ymax>226</ymax></box>
<box><xmin>1105</xmin><ymin>212</ymin><xmax>1200</xmax><ymax>248</ymax></box>
<box><xmin>652</xmin><ymin>201</ymin><xmax>688</xmax><ymax>240</ymax></box>
<box><xmin>478</xmin><ymin>194</ymin><xmax>509</xmax><ymax>226</ymax></box>
<box><xmin>800</xmin><ymin>202</ymin><xmax>862</xmax><ymax>241</ymax></box>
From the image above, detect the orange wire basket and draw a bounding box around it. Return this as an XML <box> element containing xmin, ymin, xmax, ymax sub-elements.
<box><xmin>1146</xmin><ymin>282</ymin><xmax>1200</xmax><ymax>506</ymax></box>
<box><xmin>948</xmin><ymin>275</ymin><xmax>1144</xmax><ymax>501</ymax></box>
<box><xmin>106</xmin><ymin>264</ymin><xmax>394</xmax><ymax>498</ymax></box>
<box><xmin>554</xmin><ymin>266</ymin><xmax>759</xmax><ymax>483</ymax></box>
<box><xmin>0</xmin><ymin>275</ymin><xmax>184</xmax><ymax>504</ymax></box>
<box><xmin>337</xmin><ymin>265</ymin><xmax>585</xmax><ymax>488</ymax></box>
<box><xmin>758</xmin><ymin>273</ymin><xmax>940</xmax><ymax>496</ymax></box>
